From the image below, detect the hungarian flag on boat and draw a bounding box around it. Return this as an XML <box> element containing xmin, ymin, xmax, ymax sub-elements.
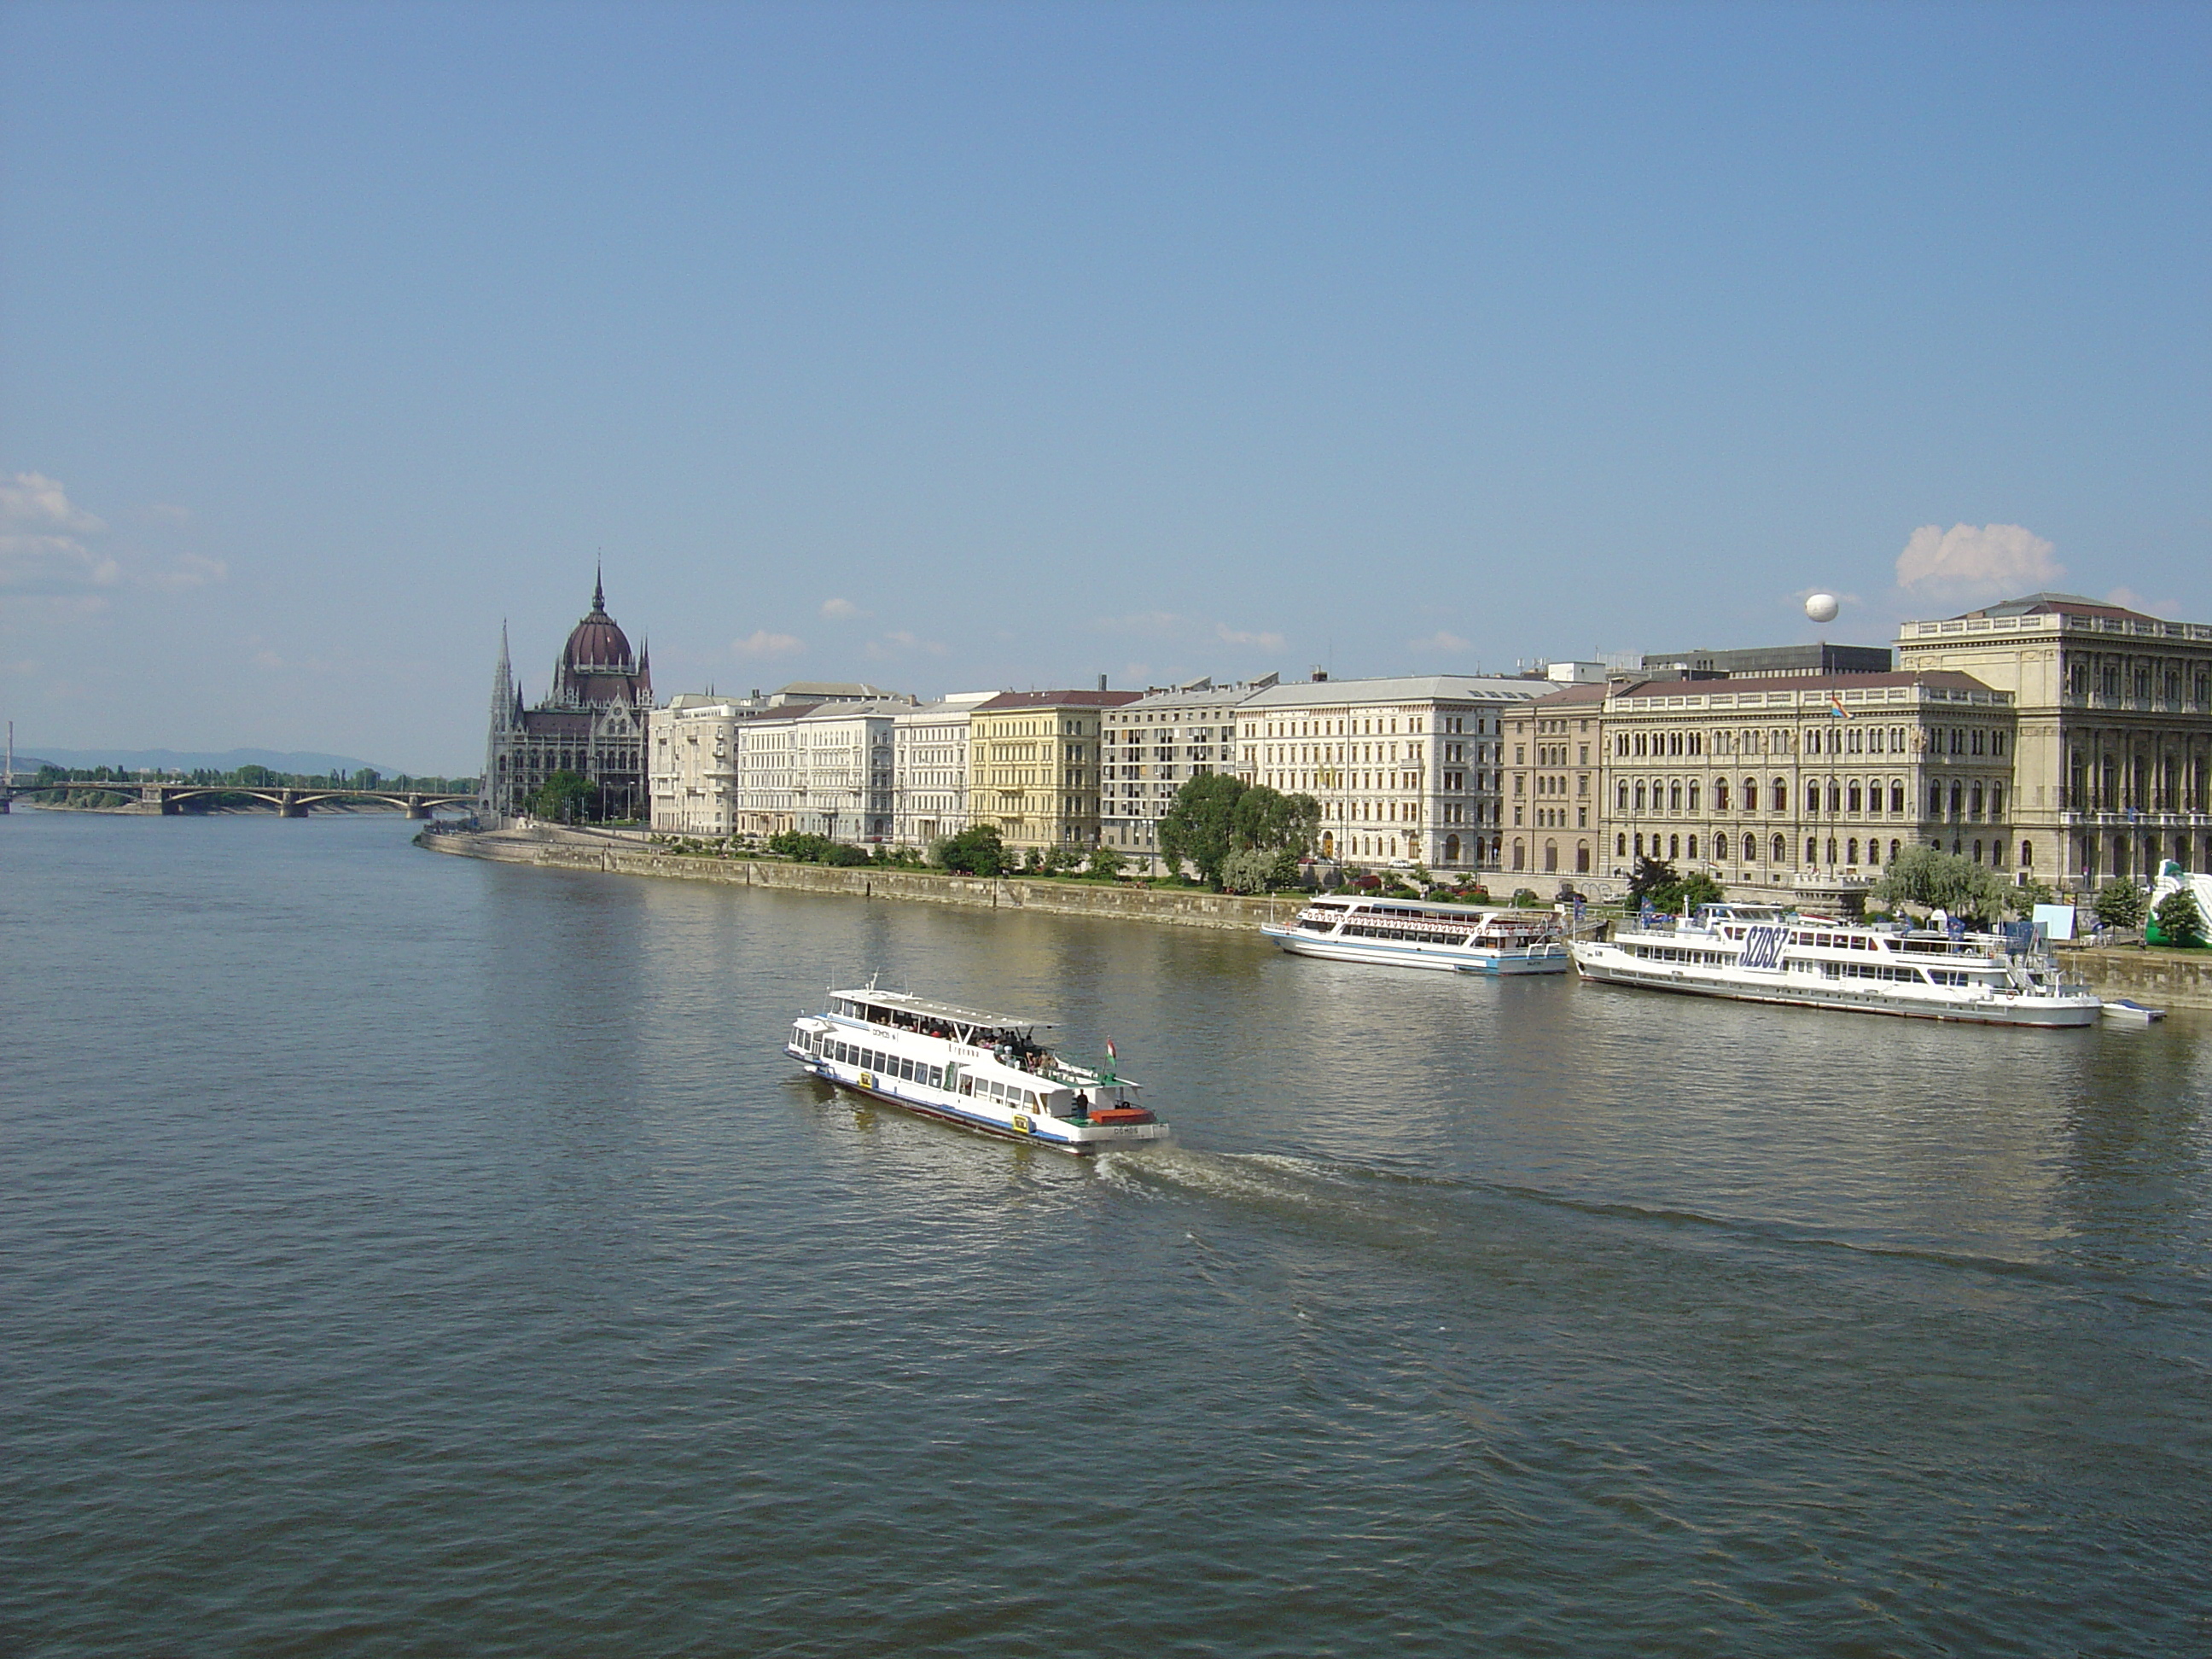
<box><xmin>1105</xmin><ymin>1039</ymin><xmax>1118</xmax><ymax>1062</ymax></box>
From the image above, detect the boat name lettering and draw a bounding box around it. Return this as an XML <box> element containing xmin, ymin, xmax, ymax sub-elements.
<box><xmin>1739</xmin><ymin>926</ymin><xmax>1789</xmax><ymax>971</ymax></box>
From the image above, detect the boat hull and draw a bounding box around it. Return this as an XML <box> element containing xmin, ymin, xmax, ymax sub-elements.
<box><xmin>1571</xmin><ymin>944</ymin><xmax>2100</xmax><ymax>1027</ymax></box>
<box><xmin>1260</xmin><ymin>923</ymin><xmax>1570</xmax><ymax>975</ymax></box>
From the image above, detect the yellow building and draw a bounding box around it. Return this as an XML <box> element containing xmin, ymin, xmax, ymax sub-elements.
<box><xmin>969</xmin><ymin>690</ymin><xmax>1138</xmax><ymax>854</ymax></box>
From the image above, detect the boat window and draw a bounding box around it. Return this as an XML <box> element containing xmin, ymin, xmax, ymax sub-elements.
<box><xmin>929</xmin><ymin>1067</ymin><xmax>944</xmax><ymax>1089</ymax></box>
<box><xmin>959</xmin><ymin>1078</ymin><xmax>974</xmax><ymax>1096</ymax></box>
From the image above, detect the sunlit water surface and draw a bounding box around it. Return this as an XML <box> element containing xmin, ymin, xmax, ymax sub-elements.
<box><xmin>4</xmin><ymin>812</ymin><xmax>2209</xmax><ymax>1656</ymax></box>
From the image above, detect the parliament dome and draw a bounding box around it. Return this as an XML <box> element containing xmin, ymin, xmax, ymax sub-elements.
<box><xmin>562</xmin><ymin>575</ymin><xmax>635</xmax><ymax>672</ymax></box>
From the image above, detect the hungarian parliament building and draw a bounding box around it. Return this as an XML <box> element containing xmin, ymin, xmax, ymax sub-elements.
<box><xmin>480</xmin><ymin>575</ymin><xmax>654</xmax><ymax>821</ymax></box>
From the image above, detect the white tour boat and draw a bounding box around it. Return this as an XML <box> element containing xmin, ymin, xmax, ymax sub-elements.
<box><xmin>1260</xmin><ymin>895</ymin><xmax>1570</xmax><ymax>975</ymax></box>
<box><xmin>1571</xmin><ymin>904</ymin><xmax>2101</xmax><ymax>1027</ymax></box>
<box><xmin>786</xmin><ymin>983</ymin><xmax>1170</xmax><ymax>1153</ymax></box>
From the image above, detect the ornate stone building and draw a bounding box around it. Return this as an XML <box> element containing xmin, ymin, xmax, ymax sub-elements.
<box><xmin>482</xmin><ymin>576</ymin><xmax>654</xmax><ymax>822</ymax></box>
<box><xmin>1586</xmin><ymin>669</ymin><xmax>2018</xmax><ymax>901</ymax></box>
<box><xmin>1892</xmin><ymin>592</ymin><xmax>2212</xmax><ymax>885</ymax></box>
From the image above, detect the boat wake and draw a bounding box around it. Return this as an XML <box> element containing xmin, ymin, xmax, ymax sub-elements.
<box><xmin>1091</xmin><ymin>1141</ymin><xmax>2128</xmax><ymax>1297</ymax></box>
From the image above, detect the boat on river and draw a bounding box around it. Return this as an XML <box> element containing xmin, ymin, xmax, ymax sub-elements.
<box><xmin>1260</xmin><ymin>895</ymin><xmax>1570</xmax><ymax>974</ymax></box>
<box><xmin>786</xmin><ymin>983</ymin><xmax>1170</xmax><ymax>1153</ymax></box>
<box><xmin>1571</xmin><ymin>904</ymin><xmax>2101</xmax><ymax>1027</ymax></box>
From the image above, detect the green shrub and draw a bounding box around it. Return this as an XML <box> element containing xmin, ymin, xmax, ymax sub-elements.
<box><xmin>2151</xmin><ymin>888</ymin><xmax>2205</xmax><ymax>948</ymax></box>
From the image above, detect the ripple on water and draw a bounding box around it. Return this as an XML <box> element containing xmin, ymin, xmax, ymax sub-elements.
<box><xmin>2</xmin><ymin>813</ymin><xmax>2209</xmax><ymax>1656</ymax></box>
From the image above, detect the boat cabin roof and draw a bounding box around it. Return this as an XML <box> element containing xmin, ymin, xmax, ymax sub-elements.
<box><xmin>828</xmin><ymin>987</ymin><xmax>1053</xmax><ymax>1032</ymax></box>
<box><xmin>1308</xmin><ymin>896</ymin><xmax>1539</xmax><ymax>920</ymax></box>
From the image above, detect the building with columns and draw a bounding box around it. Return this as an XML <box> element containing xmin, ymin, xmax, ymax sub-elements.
<box><xmin>1892</xmin><ymin>592</ymin><xmax>2212</xmax><ymax>886</ymax></box>
<box><xmin>1586</xmin><ymin>670</ymin><xmax>2019</xmax><ymax>901</ymax></box>
<box><xmin>1501</xmin><ymin>679</ymin><xmax>1609</xmax><ymax>880</ymax></box>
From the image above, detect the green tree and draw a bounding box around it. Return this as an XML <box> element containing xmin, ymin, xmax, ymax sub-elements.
<box><xmin>1220</xmin><ymin>847</ymin><xmax>1301</xmax><ymax>894</ymax></box>
<box><xmin>1872</xmin><ymin>843</ymin><xmax>2010</xmax><ymax>922</ymax></box>
<box><xmin>1085</xmin><ymin>843</ymin><xmax>1127</xmax><ymax>880</ymax></box>
<box><xmin>2093</xmin><ymin>881</ymin><xmax>2148</xmax><ymax>934</ymax></box>
<box><xmin>1650</xmin><ymin>870</ymin><xmax>1726</xmax><ymax>913</ymax></box>
<box><xmin>1232</xmin><ymin>785</ymin><xmax>1322</xmax><ymax>859</ymax></box>
<box><xmin>930</xmin><ymin>824</ymin><xmax>1007</xmax><ymax>876</ymax></box>
<box><xmin>2151</xmin><ymin>887</ymin><xmax>2206</xmax><ymax>948</ymax></box>
<box><xmin>1626</xmin><ymin>855</ymin><xmax>1677</xmax><ymax>905</ymax></box>
<box><xmin>1158</xmin><ymin>774</ymin><xmax>1321</xmax><ymax>888</ymax></box>
<box><xmin>1157</xmin><ymin>773</ymin><xmax>1247</xmax><ymax>887</ymax></box>
<box><xmin>527</xmin><ymin>770</ymin><xmax>598</xmax><ymax>823</ymax></box>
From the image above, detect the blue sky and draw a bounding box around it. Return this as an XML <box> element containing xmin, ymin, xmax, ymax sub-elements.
<box><xmin>3</xmin><ymin>1</ymin><xmax>2205</xmax><ymax>772</ymax></box>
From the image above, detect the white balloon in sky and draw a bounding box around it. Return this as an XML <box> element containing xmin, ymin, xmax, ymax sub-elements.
<box><xmin>1804</xmin><ymin>592</ymin><xmax>1841</xmax><ymax>624</ymax></box>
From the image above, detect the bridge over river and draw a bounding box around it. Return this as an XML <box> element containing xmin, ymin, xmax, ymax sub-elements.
<box><xmin>0</xmin><ymin>778</ymin><xmax>477</xmax><ymax>818</ymax></box>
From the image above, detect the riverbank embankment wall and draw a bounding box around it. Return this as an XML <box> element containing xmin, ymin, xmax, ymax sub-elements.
<box><xmin>2054</xmin><ymin>946</ymin><xmax>2212</xmax><ymax>1008</ymax></box>
<box><xmin>420</xmin><ymin>829</ymin><xmax>2212</xmax><ymax>1004</ymax></box>
<box><xmin>419</xmin><ymin>828</ymin><xmax>1289</xmax><ymax>933</ymax></box>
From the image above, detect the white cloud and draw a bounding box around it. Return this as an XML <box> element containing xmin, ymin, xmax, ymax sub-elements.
<box><xmin>2102</xmin><ymin>586</ymin><xmax>2175</xmax><ymax>618</ymax></box>
<box><xmin>820</xmin><ymin>597</ymin><xmax>861</xmax><ymax>620</ymax></box>
<box><xmin>1895</xmin><ymin>523</ymin><xmax>2061</xmax><ymax>602</ymax></box>
<box><xmin>0</xmin><ymin>472</ymin><xmax>119</xmax><ymax>608</ymax></box>
<box><xmin>148</xmin><ymin>553</ymin><xmax>228</xmax><ymax>592</ymax></box>
<box><xmin>0</xmin><ymin>472</ymin><xmax>105</xmax><ymax>535</ymax></box>
<box><xmin>733</xmin><ymin>629</ymin><xmax>804</xmax><ymax>658</ymax></box>
<box><xmin>1216</xmin><ymin>622</ymin><xmax>1285</xmax><ymax>650</ymax></box>
<box><xmin>1408</xmin><ymin>630</ymin><xmax>1470</xmax><ymax>654</ymax></box>
<box><xmin>0</xmin><ymin>474</ymin><xmax>228</xmax><ymax>614</ymax></box>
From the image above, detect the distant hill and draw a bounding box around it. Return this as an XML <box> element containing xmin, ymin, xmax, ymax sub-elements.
<box><xmin>24</xmin><ymin>747</ymin><xmax>405</xmax><ymax>777</ymax></box>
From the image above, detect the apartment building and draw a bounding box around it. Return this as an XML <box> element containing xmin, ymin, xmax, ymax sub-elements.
<box><xmin>1892</xmin><ymin>592</ymin><xmax>2212</xmax><ymax>885</ymax></box>
<box><xmin>892</xmin><ymin>692</ymin><xmax>995</xmax><ymax>848</ymax></box>
<box><xmin>649</xmin><ymin>695</ymin><xmax>914</xmax><ymax>841</ymax></box>
<box><xmin>648</xmin><ymin>693</ymin><xmax>747</xmax><ymax>835</ymax></box>
<box><xmin>969</xmin><ymin>690</ymin><xmax>1138</xmax><ymax>854</ymax></box>
<box><xmin>1231</xmin><ymin>674</ymin><xmax>1546</xmax><ymax>871</ymax></box>
<box><xmin>1102</xmin><ymin>676</ymin><xmax>1277</xmax><ymax>871</ymax></box>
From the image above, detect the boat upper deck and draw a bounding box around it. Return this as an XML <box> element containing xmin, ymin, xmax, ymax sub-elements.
<box><xmin>827</xmin><ymin>986</ymin><xmax>1052</xmax><ymax>1044</ymax></box>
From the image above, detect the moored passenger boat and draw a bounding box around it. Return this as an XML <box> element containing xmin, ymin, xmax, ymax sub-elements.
<box><xmin>786</xmin><ymin>983</ymin><xmax>1170</xmax><ymax>1152</ymax></box>
<box><xmin>1572</xmin><ymin>904</ymin><xmax>2100</xmax><ymax>1027</ymax></box>
<box><xmin>1260</xmin><ymin>895</ymin><xmax>1570</xmax><ymax>975</ymax></box>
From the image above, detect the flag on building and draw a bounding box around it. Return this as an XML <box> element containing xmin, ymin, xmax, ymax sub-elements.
<box><xmin>1828</xmin><ymin>692</ymin><xmax>1851</xmax><ymax>719</ymax></box>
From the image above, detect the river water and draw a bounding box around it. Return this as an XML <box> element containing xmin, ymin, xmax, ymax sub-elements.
<box><xmin>4</xmin><ymin>811</ymin><xmax>2209</xmax><ymax>1656</ymax></box>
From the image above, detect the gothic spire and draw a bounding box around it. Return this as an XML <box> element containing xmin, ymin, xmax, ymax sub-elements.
<box><xmin>488</xmin><ymin>620</ymin><xmax>515</xmax><ymax>730</ymax></box>
<box><xmin>593</xmin><ymin>558</ymin><xmax>605</xmax><ymax>614</ymax></box>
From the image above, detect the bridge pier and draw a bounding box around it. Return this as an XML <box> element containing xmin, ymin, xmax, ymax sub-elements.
<box><xmin>405</xmin><ymin>793</ymin><xmax>428</xmax><ymax>819</ymax></box>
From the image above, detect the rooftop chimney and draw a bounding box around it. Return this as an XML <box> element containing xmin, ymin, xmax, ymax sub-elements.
<box><xmin>1097</xmin><ymin>673</ymin><xmax>1108</xmax><ymax>691</ymax></box>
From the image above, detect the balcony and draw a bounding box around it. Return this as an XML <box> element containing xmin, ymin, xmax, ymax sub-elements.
<box><xmin>2059</xmin><ymin>809</ymin><xmax>2211</xmax><ymax>829</ymax></box>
